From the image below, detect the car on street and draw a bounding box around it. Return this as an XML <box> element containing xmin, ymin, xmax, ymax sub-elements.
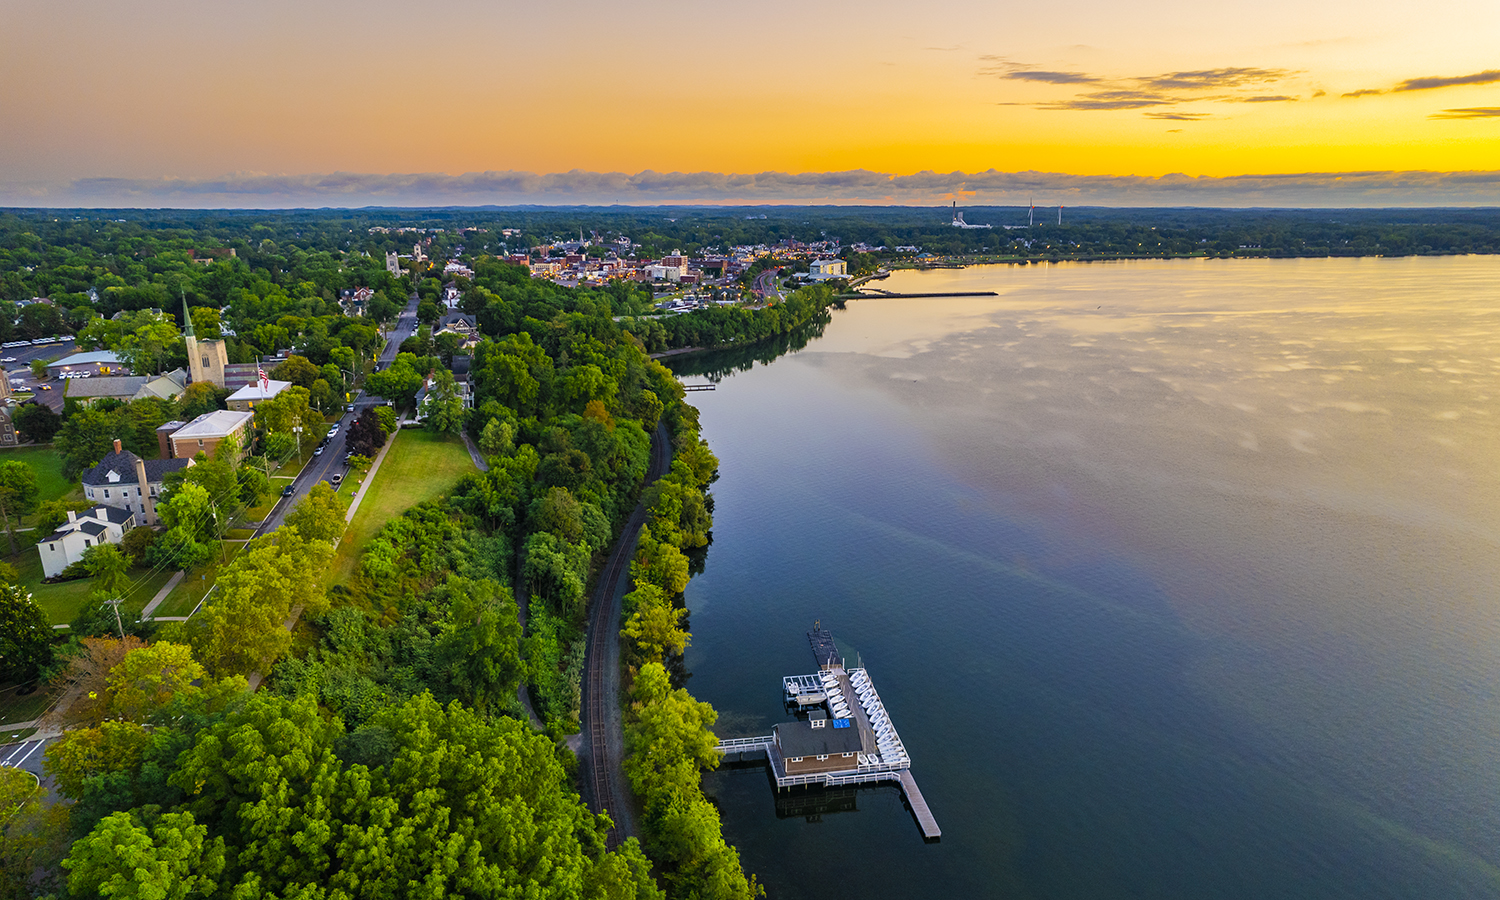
<box><xmin>282</xmin><ymin>484</ymin><xmax>296</xmax><ymax>496</ymax></box>
<box><xmin>0</xmin><ymin>357</ymin><xmax>14</xmax><ymax>363</ymax></box>
<box><xmin>38</xmin><ymin>384</ymin><xmax>51</xmax><ymax>390</ymax></box>
<box><xmin>344</xmin><ymin>404</ymin><xmax>355</xmax><ymax>412</ymax></box>
<box><xmin>314</xmin><ymin>446</ymin><xmax>324</xmax><ymax>456</ymax></box>
<box><xmin>331</xmin><ymin>474</ymin><xmax>343</xmax><ymax>486</ymax></box>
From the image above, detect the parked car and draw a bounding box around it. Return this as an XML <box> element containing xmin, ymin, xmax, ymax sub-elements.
<box><xmin>314</xmin><ymin>446</ymin><xmax>324</xmax><ymax>456</ymax></box>
<box><xmin>344</xmin><ymin>404</ymin><xmax>355</xmax><ymax>412</ymax></box>
<box><xmin>282</xmin><ymin>484</ymin><xmax>296</xmax><ymax>497</ymax></box>
<box><xmin>330</xmin><ymin>473</ymin><xmax>343</xmax><ymax>486</ymax></box>
<box><xmin>0</xmin><ymin>357</ymin><xmax>14</xmax><ymax>363</ymax></box>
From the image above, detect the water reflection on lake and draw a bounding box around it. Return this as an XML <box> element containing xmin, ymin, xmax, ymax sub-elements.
<box><xmin>675</xmin><ymin>257</ymin><xmax>1500</xmax><ymax>899</ymax></box>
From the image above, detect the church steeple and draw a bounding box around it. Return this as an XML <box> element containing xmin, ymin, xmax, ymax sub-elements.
<box><xmin>182</xmin><ymin>292</ymin><xmax>196</xmax><ymax>338</ymax></box>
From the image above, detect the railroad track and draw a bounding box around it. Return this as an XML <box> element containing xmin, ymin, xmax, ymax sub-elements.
<box><xmin>584</xmin><ymin>422</ymin><xmax>671</xmax><ymax>849</ymax></box>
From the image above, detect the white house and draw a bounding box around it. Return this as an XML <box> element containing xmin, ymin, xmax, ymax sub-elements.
<box><xmin>807</xmin><ymin>258</ymin><xmax>848</xmax><ymax>280</ymax></box>
<box><xmin>37</xmin><ymin>506</ymin><xmax>136</xmax><ymax>579</ymax></box>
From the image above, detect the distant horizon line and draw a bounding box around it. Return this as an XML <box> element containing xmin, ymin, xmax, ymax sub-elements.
<box><xmin>6</xmin><ymin>202</ymin><xmax>1500</xmax><ymax>213</ymax></box>
<box><xmin>6</xmin><ymin>167</ymin><xmax>1500</xmax><ymax>208</ymax></box>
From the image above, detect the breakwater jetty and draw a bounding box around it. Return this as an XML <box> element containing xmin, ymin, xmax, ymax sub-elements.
<box><xmin>851</xmin><ymin>289</ymin><xmax>998</xmax><ymax>299</ymax></box>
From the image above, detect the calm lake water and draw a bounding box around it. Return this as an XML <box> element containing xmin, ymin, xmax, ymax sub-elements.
<box><xmin>671</xmin><ymin>257</ymin><xmax>1500</xmax><ymax>899</ymax></box>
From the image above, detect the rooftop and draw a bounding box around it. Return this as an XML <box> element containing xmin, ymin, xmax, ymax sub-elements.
<box><xmin>47</xmin><ymin>350</ymin><xmax>122</xmax><ymax>369</ymax></box>
<box><xmin>65</xmin><ymin>375</ymin><xmax>148</xmax><ymax>398</ymax></box>
<box><xmin>81</xmin><ymin>450</ymin><xmax>192</xmax><ymax>486</ymax></box>
<box><xmin>775</xmin><ymin>719</ymin><xmax>865</xmax><ymax>758</ymax></box>
<box><xmin>173</xmin><ymin>409</ymin><xmax>254</xmax><ymax>440</ymax></box>
<box><xmin>225</xmin><ymin>378</ymin><xmax>291</xmax><ymax>403</ymax></box>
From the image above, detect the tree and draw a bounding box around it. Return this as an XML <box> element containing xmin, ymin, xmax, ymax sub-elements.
<box><xmin>176</xmin><ymin>381</ymin><xmax>222</xmax><ymax>419</ymax></box>
<box><xmin>0</xmin><ymin>583</ymin><xmax>52</xmax><ymax>680</ymax></box>
<box><xmin>284</xmin><ymin>483</ymin><xmax>348</xmax><ymax>545</ymax></box>
<box><xmin>53</xmin><ymin>406</ymin><xmax>120</xmax><ymax>480</ymax></box>
<box><xmin>308</xmin><ymin>377</ymin><xmax>336</xmax><ymax>412</ymax></box>
<box><xmin>435</xmin><ymin>577</ymin><xmax>523</xmax><ymax>714</ymax></box>
<box><xmin>479</xmin><ymin>417</ymin><xmax>514</xmax><ymax>457</ymax></box>
<box><xmin>621</xmin><ymin>583</ymin><xmax>688</xmax><ymax>665</ymax></box>
<box><xmin>104</xmin><ymin>641</ymin><xmax>206</xmax><ymax>723</ymax></box>
<box><xmin>262</xmin><ymin>430</ymin><xmax>295</xmax><ymax>461</ymax></box>
<box><xmin>43</xmin><ymin>720</ymin><xmax>152</xmax><ymax>799</ymax></box>
<box><xmin>375</xmin><ymin>405</ymin><xmax>398</xmax><ymax>435</ymax></box>
<box><xmin>158</xmin><ymin>692</ymin><xmax>661</xmax><ymax>900</ymax></box>
<box><xmin>345</xmin><ymin>407</ymin><xmax>386</xmax><ymax>457</ymax></box>
<box><xmin>253</xmin><ymin>384</ymin><xmax>319</xmax><ymax>443</ymax></box>
<box><xmin>0</xmin><ymin>459</ymin><xmax>39</xmax><ymax>555</ymax></box>
<box><xmin>117</xmin><ymin>310</ymin><xmax>181</xmax><ymax>375</ymax></box>
<box><xmin>367</xmin><ymin>291</ymin><xmax>399</xmax><ymax>323</ymax></box>
<box><xmin>237</xmin><ymin>466</ymin><xmax>269</xmax><ymax>506</ymax></box>
<box><xmin>83</xmin><ymin>543</ymin><xmax>131</xmax><ymax>597</ymax></box>
<box><xmin>12</xmin><ymin>401</ymin><xmax>61</xmax><ymax>442</ymax></box>
<box><xmin>119</xmin><ymin>526</ymin><xmax>157</xmax><ymax>565</ymax></box>
<box><xmin>364</xmin><ymin>355</ymin><xmax>423</xmax><ymax>405</ymax></box>
<box><xmin>29</xmin><ymin>358</ymin><xmax>47</xmax><ymax>381</ymax></box>
<box><xmin>157</xmin><ymin>481</ymin><xmax>216</xmax><ymax>544</ymax></box>
<box><xmin>272</xmin><ymin>353</ymin><xmax>320</xmax><ymax>389</ymax></box>
<box><xmin>57</xmin><ymin>636</ymin><xmax>146</xmax><ymax>727</ymax></box>
<box><xmin>422</xmin><ymin>367</ymin><xmax>464</xmax><ymax>434</ymax></box>
<box><xmin>62</xmin><ymin>810</ymin><xmax>225</xmax><ymax>900</ymax></box>
<box><xmin>184</xmin><ymin>527</ymin><xmax>331</xmax><ymax>676</ymax></box>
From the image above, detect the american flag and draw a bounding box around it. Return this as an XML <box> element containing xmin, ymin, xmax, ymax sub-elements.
<box><xmin>258</xmin><ymin>366</ymin><xmax>269</xmax><ymax>392</ymax></box>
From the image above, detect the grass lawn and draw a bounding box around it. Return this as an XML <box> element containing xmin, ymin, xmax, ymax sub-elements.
<box><xmin>151</xmin><ymin>543</ymin><xmax>244</xmax><ymax>619</ymax></box>
<box><xmin>6</xmin><ymin>548</ymin><xmax>178</xmax><ymax>625</ymax></box>
<box><xmin>0</xmin><ymin>446</ymin><xmax>82</xmax><ymax>520</ymax></box>
<box><xmin>0</xmin><ymin>680</ymin><xmax>57</xmax><ymax>728</ymax></box>
<box><xmin>329</xmin><ymin>430</ymin><xmax>475</xmax><ymax>585</ymax></box>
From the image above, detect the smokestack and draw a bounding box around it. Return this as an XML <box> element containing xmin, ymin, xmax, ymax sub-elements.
<box><xmin>113</xmin><ymin>438</ymin><xmax>122</xmax><ymax>454</ymax></box>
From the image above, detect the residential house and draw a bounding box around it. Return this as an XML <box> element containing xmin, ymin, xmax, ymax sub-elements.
<box><xmin>80</xmin><ymin>439</ymin><xmax>193</xmax><ymax>526</ymax></box>
<box><xmin>37</xmin><ymin>506</ymin><xmax>137</xmax><ymax>579</ymax></box>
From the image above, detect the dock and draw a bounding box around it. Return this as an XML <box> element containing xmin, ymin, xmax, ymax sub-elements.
<box><xmin>712</xmin><ymin>627</ymin><xmax>941</xmax><ymax>841</ymax></box>
<box><xmin>899</xmin><ymin>770</ymin><xmax>941</xmax><ymax>840</ymax></box>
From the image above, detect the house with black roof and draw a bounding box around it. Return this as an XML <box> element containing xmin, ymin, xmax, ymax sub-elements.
<box><xmin>81</xmin><ymin>439</ymin><xmax>193</xmax><ymax>526</ymax></box>
<box><xmin>37</xmin><ymin>505</ymin><xmax>136</xmax><ymax>578</ymax></box>
<box><xmin>773</xmin><ymin>715</ymin><xmax>866</xmax><ymax>776</ymax></box>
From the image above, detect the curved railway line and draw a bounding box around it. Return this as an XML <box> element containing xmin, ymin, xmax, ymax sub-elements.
<box><xmin>582</xmin><ymin>422</ymin><xmax>671</xmax><ymax>848</ymax></box>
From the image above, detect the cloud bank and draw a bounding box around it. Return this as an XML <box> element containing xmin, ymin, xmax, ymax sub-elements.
<box><xmin>5</xmin><ymin>168</ymin><xmax>1500</xmax><ymax>208</ymax></box>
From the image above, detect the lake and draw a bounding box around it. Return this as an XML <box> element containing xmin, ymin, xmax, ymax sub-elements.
<box><xmin>671</xmin><ymin>257</ymin><xmax>1500</xmax><ymax>899</ymax></box>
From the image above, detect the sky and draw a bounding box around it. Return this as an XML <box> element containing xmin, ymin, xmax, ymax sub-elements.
<box><xmin>2</xmin><ymin>0</ymin><xmax>1497</xmax><ymax>206</ymax></box>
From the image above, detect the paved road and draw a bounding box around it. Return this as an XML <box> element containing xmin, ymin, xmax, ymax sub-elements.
<box><xmin>256</xmin><ymin>293</ymin><xmax>421</xmax><ymax>534</ymax></box>
<box><xmin>1</xmin><ymin>735</ymin><xmax>58</xmax><ymax>802</ymax></box>
<box><xmin>581</xmin><ymin>422</ymin><xmax>671</xmax><ymax>849</ymax></box>
<box><xmin>752</xmin><ymin>266</ymin><xmax>782</xmax><ymax>300</ymax></box>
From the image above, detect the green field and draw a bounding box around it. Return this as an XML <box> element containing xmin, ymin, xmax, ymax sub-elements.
<box><xmin>0</xmin><ymin>446</ymin><xmax>82</xmax><ymax>521</ymax></box>
<box><xmin>330</xmin><ymin>430</ymin><xmax>475</xmax><ymax>584</ymax></box>
<box><xmin>6</xmin><ymin>546</ymin><xmax>178</xmax><ymax>625</ymax></box>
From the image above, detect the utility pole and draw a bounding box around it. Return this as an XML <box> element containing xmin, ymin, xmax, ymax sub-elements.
<box><xmin>106</xmin><ymin>598</ymin><xmax>125</xmax><ymax>639</ymax></box>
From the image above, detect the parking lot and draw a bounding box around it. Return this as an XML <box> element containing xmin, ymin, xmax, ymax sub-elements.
<box><xmin>3</xmin><ymin>337</ymin><xmax>78</xmax><ymax>412</ymax></box>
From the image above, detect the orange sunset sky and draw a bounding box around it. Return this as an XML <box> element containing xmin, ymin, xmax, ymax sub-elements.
<box><xmin>2</xmin><ymin>0</ymin><xmax>1497</xmax><ymax>205</ymax></box>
